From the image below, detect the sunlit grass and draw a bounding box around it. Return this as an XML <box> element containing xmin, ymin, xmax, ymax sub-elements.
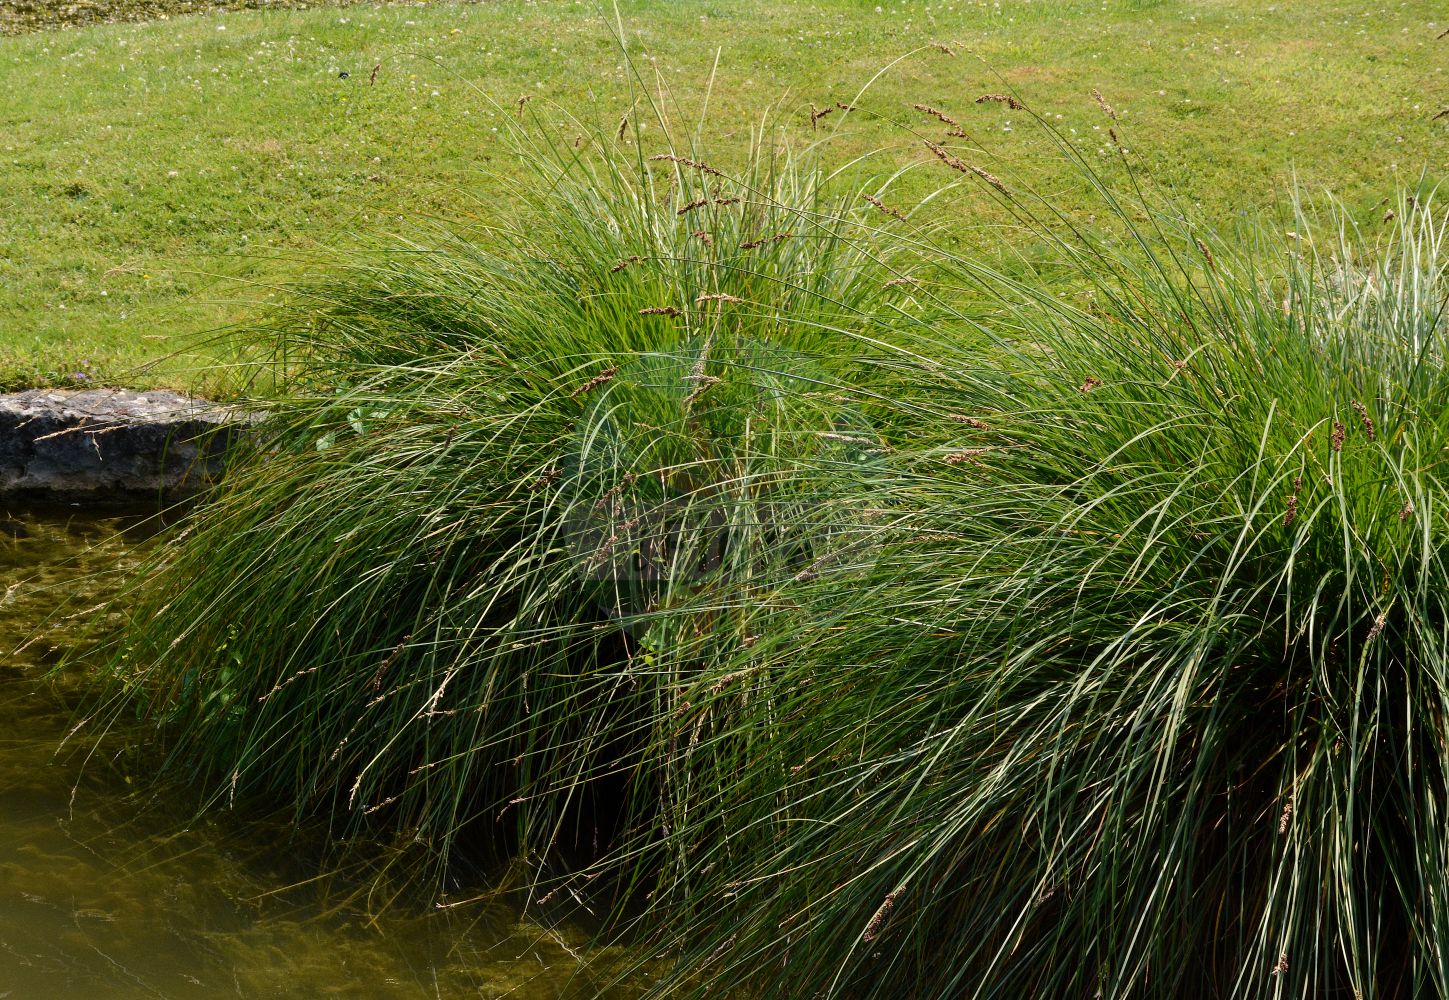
<box><xmin>2</xmin><ymin>0</ymin><xmax>1445</xmax><ymax>391</ymax></box>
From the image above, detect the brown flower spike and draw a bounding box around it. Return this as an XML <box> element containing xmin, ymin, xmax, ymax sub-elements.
<box><xmin>1091</xmin><ymin>88</ymin><xmax>1119</xmax><ymax>122</ymax></box>
<box><xmin>913</xmin><ymin>103</ymin><xmax>962</xmax><ymax>129</ymax></box>
<box><xmin>864</xmin><ymin>193</ymin><xmax>907</xmax><ymax>220</ymax></box>
<box><xmin>976</xmin><ymin>93</ymin><xmax>1025</xmax><ymax>110</ymax></box>
<box><xmin>648</xmin><ymin>154</ymin><xmax>724</xmax><ymax>177</ymax></box>
<box><xmin>1351</xmin><ymin>400</ymin><xmax>1375</xmax><ymax>440</ymax></box>
<box><xmin>569</xmin><ymin>366</ymin><xmax>618</xmax><ymax>399</ymax></box>
<box><xmin>863</xmin><ymin>889</ymin><xmax>902</xmax><ymax>942</ymax></box>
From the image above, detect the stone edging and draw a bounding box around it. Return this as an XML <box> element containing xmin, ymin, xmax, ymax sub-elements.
<box><xmin>0</xmin><ymin>389</ymin><xmax>261</xmax><ymax>504</ymax></box>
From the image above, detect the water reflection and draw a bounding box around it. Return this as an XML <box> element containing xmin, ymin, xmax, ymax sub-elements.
<box><xmin>0</xmin><ymin>508</ymin><xmax>640</xmax><ymax>999</ymax></box>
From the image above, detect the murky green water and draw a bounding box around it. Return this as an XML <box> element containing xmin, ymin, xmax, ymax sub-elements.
<box><xmin>0</xmin><ymin>508</ymin><xmax>643</xmax><ymax>999</ymax></box>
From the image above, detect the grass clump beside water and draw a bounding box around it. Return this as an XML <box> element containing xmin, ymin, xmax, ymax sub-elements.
<box><xmin>96</xmin><ymin>87</ymin><xmax>1449</xmax><ymax>997</ymax></box>
<box><xmin>99</xmin><ymin>108</ymin><xmax>922</xmax><ymax>884</ymax></box>
<box><xmin>615</xmin><ymin>195</ymin><xmax>1449</xmax><ymax>997</ymax></box>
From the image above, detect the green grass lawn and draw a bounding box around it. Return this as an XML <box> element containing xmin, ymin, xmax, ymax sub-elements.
<box><xmin>2</xmin><ymin>0</ymin><xmax>1446</xmax><ymax>393</ymax></box>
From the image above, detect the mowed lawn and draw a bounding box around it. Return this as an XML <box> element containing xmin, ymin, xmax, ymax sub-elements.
<box><xmin>1</xmin><ymin>0</ymin><xmax>1445</xmax><ymax>392</ymax></box>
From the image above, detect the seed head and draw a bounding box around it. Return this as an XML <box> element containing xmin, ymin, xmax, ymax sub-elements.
<box><xmin>1331</xmin><ymin>420</ymin><xmax>1346</xmax><ymax>452</ymax></box>
<box><xmin>610</xmin><ymin>255</ymin><xmax>643</xmax><ymax>273</ymax></box>
<box><xmin>691</xmin><ymin>229</ymin><xmax>714</xmax><ymax>247</ymax></box>
<box><xmin>683</xmin><ymin>375</ymin><xmax>721</xmax><ymax>407</ymax></box>
<box><xmin>364</xmin><ymin>794</ymin><xmax>399</xmax><ymax>816</ymax></box>
<box><xmin>884</xmin><ymin>276</ymin><xmax>918</xmax><ymax>287</ymax></box>
<box><xmin>1283</xmin><ymin>493</ymin><xmax>1298</xmax><ymax>528</ymax></box>
<box><xmin>1194</xmin><ymin>237</ymin><xmax>1215</xmax><ymax>270</ymax></box>
<box><xmin>740</xmin><ymin>232</ymin><xmax>793</xmax><ymax>250</ymax></box>
<box><xmin>1350</xmin><ymin>400</ymin><xmax>1375</xmax><ymax>440</ymax></box>
<box><xmin>913</xmin><ymin>103</ymin><xmax>962</xmax><ymax>129</ymax></box>
<box><xmin>863</xmin><ymin>889</ymin><xmax>902</xmax><ymax>943</ymax></box>
<box><xmin>969</xmin><ymin>164</ymin><xmax>1010</xmax><ymax>195</ymax></box>
<box><xmin>696</xmin><ymin>293</ymin><xmax>744</xmax><ymax>304</ymax></box>
<box><xmin>708</xmin><ymin>666</ymin><xmax>759</xmax><ymax>695</ymax></box>
<box><xmin>809</xmin><ymin>103</ymin><xmax>836</xmax><ymax>128</ymax></box>
<box><xmin>948</xmin><ymin>414</ymin><xmax>991</xmax><ymax>429</ymax></box>
<box><xmin>639</xmin><ymin>306</ymin><xmax>682</xmax><ymax>317</ymax></box>
<box><xmin>677</xmin><ymin>196</ymin><xmax>710</xmax><ymax>215</ymax></box>
<box><xmin>705</xmin><ymin>934</ymin><xmax>737</xmax><ymax>966</ymax></box>
<box><xmin>929</xmin><ymin>41</ymin><xmax>956</xmax><ymax>56</ymax></box>
<box><xmin>1366</xmin><ymin>612</ymin><xmax>1388</xmax><ymax>643</ymax></box>
<box><xmin>923</xmin><ymin>139</ymin><xmax>969</xmax><ymax>173</ymax></box>
<box><xmin>648</xmin><ymin>153</ymin><xmax>724</xmax><ymax>177</ymax></box>
<box><xmin>1091</xmin><ymin>88</ymin><xmax>1119</xmax><ymax>122</ymax></box>
<box><xmin>515</xmin><ymin>95</ymin><xmax>532</xmax><ymax>116</ymax></box>
<box><xmin>1079</xmin><ymin>377</ymin><xmax>1103</xmax><ymax>393</ymax></box>
<box><xmin>569</xmin><ymin>366</ymin><xmax>618</xmax><ymax>399</ymax></box>
<box><xmin>1384</xmin><ymin>208</ymin><xmax>1396</xmax><ymax>223</ymax></box>
<box><xmin>864</xmin><ymin>193</ymin><xmax>907</xmax><ymax>220</ymax></box>
<box><xmin>616</xmin><ymin>113</ymin><xmax>629</xmax><ymax>141</ymax></box>
<box><xmin>529</xmin><ymin>467</ymin><xmax>561</xmax><ymax>492</ymax></box>
<box><xmin>975</xmin><ymin>93</ymin><xmax>1025</xmax><ymax>110</ymax></box>
<box><xmin>1400</xmin><ymin>498</ymin><xmax>1414</xmax><ymax>521</ymax></box>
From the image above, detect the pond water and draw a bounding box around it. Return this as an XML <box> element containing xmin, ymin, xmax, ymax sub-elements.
<box><xmin>0</xmin><ymin>508</ymin><xmax>643</xmax><ymax>999</ymax></box>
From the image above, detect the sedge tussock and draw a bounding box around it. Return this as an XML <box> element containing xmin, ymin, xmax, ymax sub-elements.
<box><xmin>87</xmin><ymin>71</ymin><xmax>1449</xmax><ymax>1000</ymax></box>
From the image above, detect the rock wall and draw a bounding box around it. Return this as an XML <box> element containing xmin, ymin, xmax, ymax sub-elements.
<box><xmin>0</xmin><ymin>390</ymin><xmax>258</xmax><ymax>504</ymax></box>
